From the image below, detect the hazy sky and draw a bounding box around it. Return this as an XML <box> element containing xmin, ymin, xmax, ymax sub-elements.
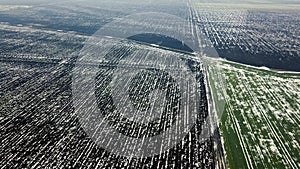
<box><xmin>1</xmin><ymin>0</ymin><xmax>299</xmax><ymax>5</ymax></box>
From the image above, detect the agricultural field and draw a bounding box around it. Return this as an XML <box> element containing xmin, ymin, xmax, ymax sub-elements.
<box><xmin>208</xmin><ymin>60</ymin><xmax>300</xmax><ymax>169</ymax></box>
<box><xmin>193</xmin><ymin>2</ymin><xmax>300</xmax><ymax>71</ymax></box>
<box><xmin>0</xmin><ymin>1</ymin><xmax>221</xmax><ymax>168</ymax></box>
<box><xmin>193</xmin><ymin>4</ymin><xmax>300</xmax><ymax>167</ymax></box>
<box><xmin>1</xmin><ymin>0</ymin><xmax>299</xmax><ymax>168</ymax></box>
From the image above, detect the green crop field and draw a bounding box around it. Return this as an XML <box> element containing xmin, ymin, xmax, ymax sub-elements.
<box><xmin>207</xmin><ymin>60</ymin><xmax>300</xmax><ymax>169</ymax></box>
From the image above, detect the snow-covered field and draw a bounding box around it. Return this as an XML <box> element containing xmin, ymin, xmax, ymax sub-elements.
<box><xmin>0</xmin><ymin>5</ymin><xmax>31</xmax><ymax>12</ymax></box>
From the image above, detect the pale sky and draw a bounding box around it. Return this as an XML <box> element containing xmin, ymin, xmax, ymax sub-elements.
<box><xmin>0</xmin><ymin>0</ymin><xmax>299</xmax><ymax>5</ymax></box>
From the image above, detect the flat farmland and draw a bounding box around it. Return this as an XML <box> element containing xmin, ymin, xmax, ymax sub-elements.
<box><xmin>210</xmin><ymin>61</ymin><xmax>300</xmax><ymax>169</ymax></box>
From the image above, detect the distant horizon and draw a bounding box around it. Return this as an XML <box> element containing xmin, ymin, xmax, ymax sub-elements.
<box><xmin>0</xmin><ymin>0</ymin><xmax>300</xmax><ymax>5</ymax></box>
